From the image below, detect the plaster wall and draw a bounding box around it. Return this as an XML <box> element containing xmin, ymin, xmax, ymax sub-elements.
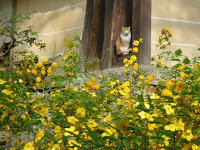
<box><xmin>15</xmin><ymin>0</ymin><xmax>86</xmax><ymax>60</ymax></box>
<box><xmin>151</xmin><ymin>0</ymin><xmax>200</xmax><ymax>65</ymax></box>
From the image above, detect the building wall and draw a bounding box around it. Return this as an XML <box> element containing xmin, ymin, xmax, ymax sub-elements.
<box><xmin>0</xmin><ymin>0</ymin><xmax>13</xmax><ymax>47</ymax></box>
<box><xmin>14</xmin><ymin>0</ymin><xmax>200</xmax><ymax>64</ymax></box>
<box><xmin>151</xmin><ymin>0</ymin><xmax>200</xmax><ymax>65</ymax></box>
<box><xmin>15</xmin><ymin>0</ymin><xmax>87</xmax><ymax>60</ymax></box>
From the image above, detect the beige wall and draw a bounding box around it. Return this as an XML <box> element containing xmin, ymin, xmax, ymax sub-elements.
<box><xmin>15</xmin><ymin>0</ymin><xmax>86</xmax><ymax>60</ymax></box>
<box><xmin>15</xmin><ymin>0</ymin><xmax>200</xmax><ymax>64</ymax></box>
<box><xmin>0</xmin><ymin>0</ymin><xmax>13</xmax><ymax>47</ymax></box>
<box><xmin>152</xmin><ymin>0</ymin><xmax>200</xmax><ymax>65</ymax></box>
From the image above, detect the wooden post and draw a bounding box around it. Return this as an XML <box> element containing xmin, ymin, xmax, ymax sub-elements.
<box><xmin>81</xmin><ymin>0</ymin><xmax>93</xmax><ymax>59</ymax></box>
<box><xmin>86</xmin><ymin>0</ymin><xmax>104</xmax><ymax>61</ymax></box>
<box><xmin>140</xmin><ymin>0</ymin><xmax>151</xmax><ymax>65</ymax></box>
<box><xmin>132</xmin><ymin>0</ymin><xmax>151</xmax><ymax>65</ymax></box>
<box><xmin>101</xmin><ymin>0</ymin><xmax>126</xmax><ymax>69</ymax></box>
<box><xmin>101</xmin><ymin>0</ymin><xmax>115</xmax><ymax>69</ymax></box>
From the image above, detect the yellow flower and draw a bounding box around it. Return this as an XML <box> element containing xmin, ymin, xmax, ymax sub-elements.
<box><xmin>177</xmin><ymin>65</ymin><xmax>184</xmax><ymax>71</ymax></box>
<box><xmin>175</xmin><ymin>118</ymin><xmax>185</xmax><ymax>131</ymax></box>
<box><xmin>162</xmin><ymin>135</ymin><xmax>170</xmax><ymax>146</ymax></box>
<box><xmin>128</xmin><ymin>59</ymin><xmax>133</xmax><ymax>65</ymax></box>
<box><xmin>163</xmin><ymin>105</ymin><xmax>174</xmax><ymax>115</ymax></box>
<box><xmin>157</xmin><ymin>61</ymin><xmax>162</xmax><ymax>66</ymax></box>
<box><xmin>138</xmin><ymin>111</ymin><xmax>150</xmax><ymax>119</ymax></box>
<box><xmin>162</xmin><ymin>44</ymin><xmax>166</xmax><ymax>49</ymax></box>
<box><xmin>102</xmin><ymin>112</ymin><xmax>112</xmax><ymax>122</ymax></box>
<box><xmin>36</xmin><ymin>62</ymin><xmax>43</xmax><ymax>68</ymax></box>
<box><xmin>144</xmin><ymin>101</ymin><xmax>150</xmax><ymax>109</ymax></box>
<box><xmin>133</xmin><ymin>40</ymin><xmax>139</xmax><ymax>46</ymax></box>
<box><xmin>41</xmin><ymin>70</ymin><xmax>46</xmax><ymax>76</ymax></box>
<box><xmin>76</xmin><ymin>107</ymin><xmax>86</xmax><ymax>117</ymax></box>
<box><xmin>67</xmin><ymin>116</ymin><xmax>79</xmax><ymax>124</ymax></box>
<box><xmin>165</xmin><ymin>80</ymin><xmax>174</xmax><ymax>89</ymax></box>
<box><xmin>36</xmin><ymin>77</ymin><xmax>41</xmax><ymax>83</ymax></box>
<box><xmin>130</xmin><ymin>55</ymin><xmax>137</xmax><ymax>61</ymax></box>
<box><xmin>161</xmin><ymin>88</ymin><xmax>173</xmax><ymax>97</ymax></box>
<box><xmin>168</xmin><ymin>32</ymin><xmax>172</xmax><ymax>37</ymax></box>
<box><xmin>180</xmin><ymin>72</ymin><xmax>189</xmax><ymax>80</ymax></box>
<box><xmin>147</xmin><ymin>75</ymin><xmax>153</xmax><ymax>81</ymax></box>
<box><xmin>101</xmin><ymin>128</ymin><xmax>115</xmax><ymax>137</ymax></box>
<box><xmin>176</xmin><ymin>80</ymin><xmax>185</xmax><ymax>88</ymax></box>
<box><xmin>132</xmin><ymin>63</ymin><xmax>138</xmax><ymax>70</ymax></box>
<box><xmin>35</xmin><ymin>130</ymin><xmax>44</xmax><ymax>142</ymax></box>
<box><xmin>139</xmin><ymin>38</ymin><xmax>143</xmax><ymax>43</ymax></box>
<box><xmin>54</xmin><ymin>125</ymin><xmax>61</xmax><ymax>133</ymax></box>
<box><xmin>164</xmin><ymin>124</ymin><xmax>176</xmax><ymax>131</ymax></box>
<box><xmin>50</xmin><ymin>144</ymin><xmax>61</xmax><ymax>150</ymax></box>
<box><xmin>35</xmin><ymin>43</ymin><xmax>39</xmax><ymax>46</ymax></box>
<box><xmin>64</xmin><ymin>39</ymin><xmax>71</xmax><ymax>47</ymax></box>
<box><xmin>1</xmin><ymin>89</ymin><xmax>13</xmax><ymax>95</ymax></box>
<box><xmin>91</xmin><ymin>77</ymin><xmax>96</xmax><ymax>82</ymax></box>
<box><xmin>133</xmin><ymin>47</ymin><xmax>138</xmax><ymax>53</ymax></box>
<box><xmin>124</xmin><ymin>63</ymin><xmax>129</xmax><ymax>68</ymax></box>
<box><xmin>86</xmin><ymin>118</ymin><xmax>98</xmax><ymax>129</ymax></box>
<box><xmin>64</xmin><ymin>126</ymin><xmax>79</xmax><ymax>136</ymax></box>
<box><xmin>0</xmin><ymin>79</ymin><xmax>6</xmax><ymax>85</ymax></box>
<box><xmin>123</xmin><ymin>58</ymin><xmax>128</xmax><ymax>64</ymax></box>
<box><xmin>0</xmin><ymin>26</ymin><xmax>4</xmax><ymax>32</ymax></box>
<box><xmin>99</xmin><ymin>75</ymin><xmax>103</xmax><ymax>78</ymax></box>
<box><xmin>51</xmin><ymin>62</ymin><xmax>57</xmax><ymax>67</ymax></box>
<box><xmin>23</xmin><ymin>141</ymin><xmax>34</xmax><ymax>150</ymax></box>
<box><xmin>192</xmin><ymin>144</ymin><xmax>199</xmax><ymax>150</ymax></box>
<box><xmin>137</xmin><ymin>81</ymin><xmax>142</xmax><ymax>87</ymax></box>
<box><xmin>39</xmin><ymin>107</ymin><xmax>48</xmax><ymax>117</ymax></box>
<box><xmin>182</xmin><ymin>130</ymin><xmax>194</xmax><ymax>141</ymax></box>
<box><xmin>139</xmin><ymin>75</ymin><xmax>144</xmax><ymax>80</ymax></box>
<box><xmin>42</xmin><ymin>58</ymin><xmax>48</xmax><ymax>63</ymax></box>
<box><xmin>150</xmin><ymin>93</ymin><xmax>160</xmax><ymax>99</ymax></box>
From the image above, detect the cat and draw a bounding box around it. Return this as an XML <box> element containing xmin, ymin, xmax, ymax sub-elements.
<box><xmin>116</xmin><ymin>26</ymin><xmax>131</xmax><ymax>56</ymax></box>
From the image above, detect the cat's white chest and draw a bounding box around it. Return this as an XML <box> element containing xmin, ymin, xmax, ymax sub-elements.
<box><xmin>119</xmin><ymin>33</ymin><xmax>131</xmax><ymax>54</ymax></box>
<box><xmin>120</xmin><ymin>33</ymin><xmax>131</xmax><ymax>46</ymax></box>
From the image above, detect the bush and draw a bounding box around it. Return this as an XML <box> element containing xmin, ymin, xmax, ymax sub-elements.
<box><xmin>0</xmin><ymin>25</ymin><xmax>200</xmax><ymax>150</ymax></box>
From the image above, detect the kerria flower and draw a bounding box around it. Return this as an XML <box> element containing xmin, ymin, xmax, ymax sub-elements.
<box><xmin>23</xmin><ymin>141</ymin><xmax>34</xmax><ymax>150</ymax></box>
<box><xmin>1</xmin><ymin>89</ymin><xmax>13</xmax><ymax>95</ymax></box>
<box><xmin>67</xmin><ymin>116</ymin><xmax>79</xmax><ymax>124</ymax></box>
<box><xmin>133</xmin><ymin>40</ymin><xmax>139</xmax><ymax>46</ymax></box>
<box><xmin>0</xmin><ymin>79</ymin><xmax>6</xmax><ymax>85</ymax></box>
<box><xmin>163</xmin><ymin>104</ymin><xmax>174</xmax><ymax>115</ymax></box>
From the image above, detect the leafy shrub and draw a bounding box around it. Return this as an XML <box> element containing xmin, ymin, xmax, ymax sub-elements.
<box><xmin>0</xmin><ymin>24</ymin><xmax>200</xmax><ymax>150</ymax></box>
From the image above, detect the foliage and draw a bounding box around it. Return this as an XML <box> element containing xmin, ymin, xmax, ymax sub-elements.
<box><xmin>0</xmin><ymin>27</ymin><xmax>200</xmax><ymax>150</ymax></box>
<box><xmin>0</xmin><ymin>11</ymin><xmax>46</xmax><ymax>66</ymax></box>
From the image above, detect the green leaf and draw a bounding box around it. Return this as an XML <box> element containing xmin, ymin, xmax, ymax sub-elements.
<box><xmin>170</xmin><ymin>59</ymin><xmax>180</xmax><ymax>61</ymax></box>
<box><xmin>75</xmin><ymin>44</ymin><xmax>80</xmax><ymax>48</ymax></box>
<box><xmin>166</xmin><ymin>51</ymin><xmax>172</xmax><ymax>56</ymax></box>
<box><xmin>183</xmin><ymin>57</ymin><xmax>190</xmax><ymax>64</ymax></box>
<box><xmin>175</xmin><ymin>49</ymin><xmax>182</xmax><ymax>56</ymax></box>
<box><xmin>75</xmin><ymin>35</ymin><xmax>80</xmax><ymax>40</ymax></box>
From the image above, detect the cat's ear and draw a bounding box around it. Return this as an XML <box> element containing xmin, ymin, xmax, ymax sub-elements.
<box><xmin>129</xmin><ymin>26</ymin><xmax>131</xmax><ymax>30</ymax></box>
<box><xmin>121</xmin><ymin>26</ymin><xmax>124</xmax><ymax>30</ymax></box>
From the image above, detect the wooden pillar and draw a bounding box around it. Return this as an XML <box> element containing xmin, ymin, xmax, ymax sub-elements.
<box><xmin>132</xmin><ymin>0</ymin><xmax>151</xmax><ymax>65</ymax></box>
<box><xmin>101</xmin><ymin>0</ymin><xmax>115</xmax><ymax>69</ymax></box>
<box><xmin>82</xmin><ymin>0</ymin><xmax>105</xmax><ymax>61</ymax></box>
<box><xmin>101</xmin><ymin>0</ymin><xmax>126</xmax><ymax>69</ymax></box>
<box><xmin>81</xmin><ymin>0</ymin><xmax>93</xmax><ymax>59</ymax></box>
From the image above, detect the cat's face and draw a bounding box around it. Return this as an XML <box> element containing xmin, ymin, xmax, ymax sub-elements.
<box><xmin>121</xmin><ymin>26</ymin><xmax>131</xmax><ymax>36</ymax></box>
